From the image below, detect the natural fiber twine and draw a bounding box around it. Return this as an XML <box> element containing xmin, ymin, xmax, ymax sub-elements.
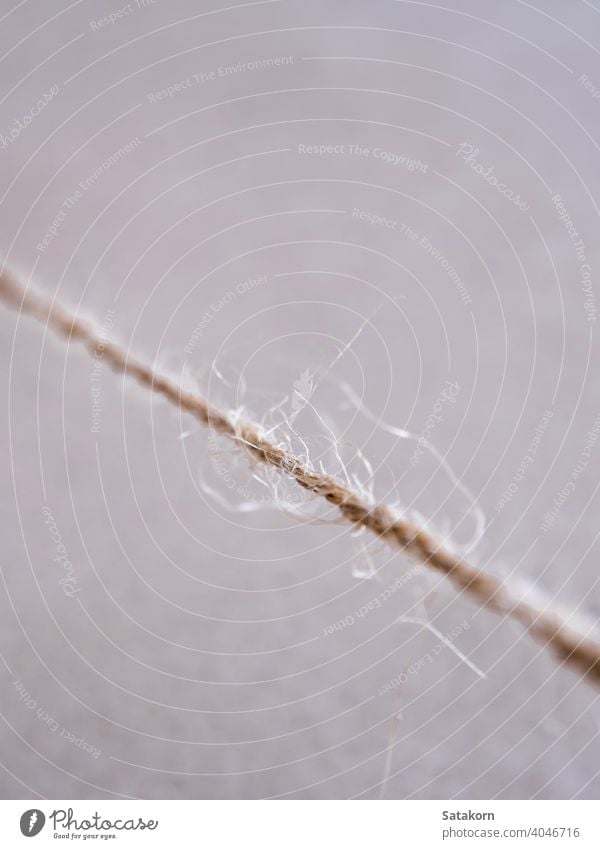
<box><xmin>3</xmin><ymin>267</ymin><xmax>599</xmax><ymax>687</ymax></box>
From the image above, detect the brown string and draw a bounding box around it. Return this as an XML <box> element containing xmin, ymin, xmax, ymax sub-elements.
<box><xmin>2</xmin><ymin>267</ymin><xmax>600</xmax><ymax>686</ymax></box>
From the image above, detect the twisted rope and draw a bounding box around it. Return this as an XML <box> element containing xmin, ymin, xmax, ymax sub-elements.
<box><xmin>2</xmin><ymin>267</ymin><xmax>599</xmax><ymax>686</ymax></box>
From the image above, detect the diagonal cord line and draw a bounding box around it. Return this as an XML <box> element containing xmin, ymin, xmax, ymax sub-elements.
<box><xmin>2</xmin><ymin>267</ymin><xmax>600</xmax><ymax>687</ymax></box>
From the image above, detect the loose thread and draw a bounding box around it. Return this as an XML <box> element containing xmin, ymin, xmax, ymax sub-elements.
<box><xmin>2</xmin><ymin>267</ymin><xmax>600</xmax><ymax>686</ymax></box>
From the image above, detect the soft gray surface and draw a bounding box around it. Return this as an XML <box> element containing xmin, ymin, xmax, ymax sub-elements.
<box><xmin>1</xmin><ymin>0</ymin><xmax>600</xmax><ymax>799</ymax></box>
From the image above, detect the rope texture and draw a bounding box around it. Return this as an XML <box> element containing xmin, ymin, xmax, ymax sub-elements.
<box><xmin>2</xmin><ymin>268</ymin><xmax>599</xmax><ymax>686</ymax></box>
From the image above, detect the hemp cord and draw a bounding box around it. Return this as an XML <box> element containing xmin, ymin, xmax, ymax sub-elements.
<box><xmin>2</xmin><ymin>267</ymin><xmax>600</xmax><ymax>687</ymax></box>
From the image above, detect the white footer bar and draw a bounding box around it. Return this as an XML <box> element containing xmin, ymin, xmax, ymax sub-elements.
<box><xmin>0</xmin><ymin>800</ymin><xmax>597</xmax><ymax>848</ymax></box>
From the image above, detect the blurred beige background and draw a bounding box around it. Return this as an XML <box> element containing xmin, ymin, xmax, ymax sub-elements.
<box><xmin>1</xmin><ymin>0</ymin><xmax>600</xmax><ymax>799</ymax></box>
